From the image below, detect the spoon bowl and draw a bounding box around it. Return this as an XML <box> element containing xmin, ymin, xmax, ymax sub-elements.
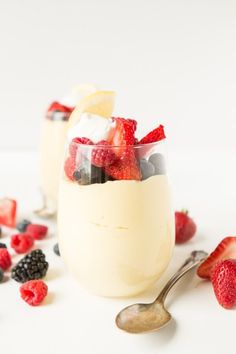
<box><xmin>115</xmin><ymin>250</ymin><xmax>208</xmax><ymax>334</ymax></box>
<box><xmin>116</xmin><ymin>301</ymin><xmax>171</xmax><ymax>333</ymax></box>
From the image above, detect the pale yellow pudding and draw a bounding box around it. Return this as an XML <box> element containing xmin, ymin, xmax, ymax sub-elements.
<box><xmin>40</xmin><ymin>119</ymin><xmax>68</xmax><ymax>207</ymax></box>
<box><xmin>58</xmin><ymin>175</ymin><xmax>174</xmax><ymax>297</ymax></box>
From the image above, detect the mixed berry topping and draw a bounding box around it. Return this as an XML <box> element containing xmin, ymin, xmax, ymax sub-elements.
<box><xmin>64</xmin><ymin>116</ymin><xmax>166</xmax><ymax>185</ymax></box>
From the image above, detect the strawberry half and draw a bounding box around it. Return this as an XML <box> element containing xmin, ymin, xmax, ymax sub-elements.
<box><xmin>0</xmin><ymin>198</ymin><xmax>17</xmax><ymax>228</ymax></box>
<box><xmin>211</xmin><ymin>259</ymin><xmax>236</xmax><ymax>309</ymax></box>
<box><xmin>108</xmin><ymin>117</ymin><xmax>137</xmax><ymax>157</ymax></box>
<box><xmin>197</xmin><ymin>237</ymin><xmax>236</xmax><ymax>279</ymax></box>
<box><xmin>139</xmin><ymin>125</ymin><xmax>166</xmax><ymax>144</ymax></box>
<box><xmin>105</xmin><ymin>151</ymin><xmax>141</xmax><ymax>181</ymax></box>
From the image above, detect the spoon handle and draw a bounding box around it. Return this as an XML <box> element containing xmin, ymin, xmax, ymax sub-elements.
<box><xmin>155</xmin><ymin>250</ymin><xmax>208</xmax><ymax>303</ymax></box>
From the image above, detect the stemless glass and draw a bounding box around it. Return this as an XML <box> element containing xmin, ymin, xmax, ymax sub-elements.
<box><xmin>58</xmin><ymin>141</ymin><xmax>174</xmax><ymax>297</ymax></box>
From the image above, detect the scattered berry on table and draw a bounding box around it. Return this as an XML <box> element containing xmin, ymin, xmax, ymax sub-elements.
<box><xmin>0</xmin><ymin>242</ymin><xmax>7</xmax><ymax>248</ymax></box>
<box><xmin>148</xmin><ymin>153</ymin><xmax>166</xmax><ymax>175</ymax></box>
<box><xmin>175</xmin><ymin>210</ymin><xmax>197</xmax><ymax>244</ymax></box>
<box><xmin>16</xmin><ymin>219</ymin><xmax>31</xmax><ymax>233</ymax></box>
<box><xmin>11</xmin><ymin>249</ymin><xmax>49</xmax><ymax>283</ymax></box>
<box><xmin>53</xmin><ymin>243</ymin><xmax>60</xmax><ymax>256</ymax></box>
<box><xmin>140</xmin><ymin>159</ymin><xmax>155</xmax><ymax>180</ymax></box>
<box><xmin>91</xmin><ymin>140</ymin><xmax>117</xmax><ymax>168</ymax></box>
<box><xmin>197</xmin><ymin>237</ymin><xmax>236</xmax><ymax>279</ymax></box>
<box><xmin>26</xmin><ymin>224</ymin><xmax>48</xmax><ymax>240</ymax></box>
<box><xmin>0</xmin><ymin>248</ymin><xmax>12</xmax><ymax>270</ymax></box>
<box><xmin>0</xmin><ymin>226</ymin><xmax>2</xmax><ymax>237</ymax></box>
<box><xmin>20</xmin><ymin>280</ymin><xmax>48</xmax><ymax>306</ymax></box>
<box><xmin>10</xmin><ymin>234</ymin><xmax>34</xmax><ymax>254</ymax></box>
<box><xmin>0</xmin><ymin>267</ymin><xmax>4</xmax><ymax>283</ymax></box>
<box><xmin>0</xmin><ymin>198</ymin><xmax>17</xmax><ymax>228</ymax></box>
<box><xmin>211</xmin><ymin>259</ymin><xmax>236</xmax><ymax>309</ymax></box>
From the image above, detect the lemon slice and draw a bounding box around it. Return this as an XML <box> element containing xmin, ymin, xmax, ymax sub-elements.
<box><xmin>68</xmin><ymin>90</ymin><xmax>116</xmax><ymax>128</ymax></box>
<box><xmin>71</xmin><ymin>83</ymin><xmax>98</xmax><ymax>100</ymax></box>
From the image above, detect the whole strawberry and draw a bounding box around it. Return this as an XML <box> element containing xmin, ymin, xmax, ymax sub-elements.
<box><xmin>175</xmin><ymin>210</ymin><xmax>197</xmax><ymax>244</ymax></box>
<box><xmin>211</xmin><ymin>259</ymin><xmax>236</xmax><ymax>309</ymax></box>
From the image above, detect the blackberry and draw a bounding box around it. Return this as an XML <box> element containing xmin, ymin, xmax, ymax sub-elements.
<box><xmin>0</xmin><ymin>267</ymin><xmax>4</xmax><ymax>283</ymax></box>
<box><xmin>53</xmin><ymin>243</ymin><xmax>60</xmax><ymax>256</ymax></box>
<box><xmin>11</xmin><ymin>249</ymin><xmax>49</xmax><ymax>283</ymax></box>
<box><xmin>16</xmin><ymin>219</ymin><xmax>31</xmax><ymax>233</ymax></box>
<box><xmin>0</xmin><ymin>243</ymin><xmax>7</xmax><ymax>248</ymax></box>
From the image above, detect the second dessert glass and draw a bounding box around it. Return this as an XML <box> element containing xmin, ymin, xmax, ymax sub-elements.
<box><xmin>58</xmin><ymin>141</ymin><xmax>174</xmax><ymax>297</ymax></box>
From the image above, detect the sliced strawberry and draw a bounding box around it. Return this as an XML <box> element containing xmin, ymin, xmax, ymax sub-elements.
<box><xmin>0</xmin><ymin>198</ymin><xmax>17</xmax><ymax>228</ymax></box>
<box><xmin>197</xmin><ymin>237</ymin><xmax>236</xmax><ymax>279</ymax></box>
<box><xmin>139</xmin><ymin>125</ymin><xmax>166</xmax><ymax>145</ymax></box>
<box><xmin>105</xmin><ymin>151</ymin><xmax>141</xmax><ymax>180</ymax></box>
<box><xmin>108</xmin><ymin>118</ymin><xmax>137</xmax><ymax>156</ymax></box>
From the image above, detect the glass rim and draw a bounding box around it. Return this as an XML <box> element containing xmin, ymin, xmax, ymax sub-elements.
<box><xmin>69</xmin><ymin>139</ymin><xmax>165</xmax><ymax>149</ymax></box>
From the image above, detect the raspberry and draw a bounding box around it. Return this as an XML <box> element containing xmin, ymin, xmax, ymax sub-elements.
<box><xmin>10</xmin><ymin>234</ymin><xmax>34</xmax><ymax>254</ymax></box>
<box><xmin>69</xmin><ymin>137</ymin><xmax>93</xmax><ymax>159</ymax></box>
<box><xmin>91</xmin><ymin>141</ymin><xmax>117</xmax><ymax>167</ymax></box>
<box><xmin>11</xmin><ymin>249</ymin><xmax>48</xmax><ymax>283</ymax></box>
<box><xmin>64</xmin><ymin>157</ymin><xmax>76</xmax><ymax>181</ymax></box>
<box><xmin>20</xmin><ymin>280</ymin><xmax>48</xmax><ymax>306</ymax></box>
<box><xmin>0</xmin><ymin>248</ymin><xmax>12</xmax><ymax>270</ymax></box>
<box><xmin>26</xmin><ymin>224</ymin><xmax>48</xmax><ymax>240</ymax></box>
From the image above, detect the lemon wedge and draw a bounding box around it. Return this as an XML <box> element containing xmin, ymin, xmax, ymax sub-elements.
<box><xmin>68</xmin><ymin>90</ymin><xmax>116</xmax><ymax>128</ymax></box>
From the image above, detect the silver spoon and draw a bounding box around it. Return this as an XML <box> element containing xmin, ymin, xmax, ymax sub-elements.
<box><xmin>34</xmin><ymin>191</ymin><xmax>56</xmax><ymax>219</ymax></box>
<box><xmin>115</xmin><ymin>250</ymin><xmax>208</xmax><ymax>334</ymax></box>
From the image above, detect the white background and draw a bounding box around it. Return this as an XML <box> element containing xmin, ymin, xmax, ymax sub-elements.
<box><xmin>0</xmin><ymin>0</ymin><xmax>236</xmax><ymax>152</ymax></box>
<box><xmin>0</xmin><ymin>1</ymin><xmax>236</xmax><ymax>354</ymax></box>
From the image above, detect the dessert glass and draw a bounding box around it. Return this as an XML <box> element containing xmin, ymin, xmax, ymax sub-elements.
<box><xmin>58</xmin><ymin>141</ymin><xmax>174</xmax><ymax>297</ymax></box>
<box><xmin>39</xmin><ymin>114</ymin><xmax>70</xmax><ymax>214</ymax></box>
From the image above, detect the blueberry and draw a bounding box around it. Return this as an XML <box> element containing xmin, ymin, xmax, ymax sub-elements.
<box><xmin>0</xmin><ymin>243</ymin><xmax>7</xmax><ymax>249</ymax></box>
<box><xmin>53</xmin><ymin>243</ymin><xmax>60</xmax><ymax>256</ymax></box>
<box><xmin>74</xmin><ymin>163</ymin><xmax>113</xmax><ymax>185</ymax></box>
<box><xmin>140</xmin><ymin>159</ymin><xmax>155</xmax><ymax>180</ymax></box>
<box><xmin>0</xmin><ymin>268</ymin><xmax>4</xmax><ymax>283</ymax></box>
<box><xmin>148</xmin><ymin>153</ymin><xmax>166</xmax><ymax>175</ymax></box>
<box><xmin>16</xmin><ymin>219</ymin><xmax>31</xmax><ymax>233</ymax></box>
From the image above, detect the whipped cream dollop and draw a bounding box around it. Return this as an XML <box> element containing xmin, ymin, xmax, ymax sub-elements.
<box><xmin>67</xmin><ymin>113</ymin><xmax>115</xmax><ymax>143</ymax></box>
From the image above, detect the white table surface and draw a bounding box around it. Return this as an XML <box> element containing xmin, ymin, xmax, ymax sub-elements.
<box><xmin>0</xmin><ymin>149</ymin><xmax>236</xmax><ymax>354</ymax></box>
